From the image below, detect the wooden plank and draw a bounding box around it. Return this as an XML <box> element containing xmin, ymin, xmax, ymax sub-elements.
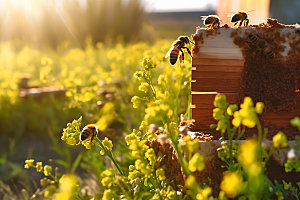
<box><xmin>192</xmin><ymin>93</ymin><xmax>239</xmax><ymax>107</ymax></box>
<box><xmin>192</xmin><ymin>58</ymin><xmax>244</xmax><ymax>67</ymax></box>
<box><xmin>192</xmin><ymin>65</ymin><xmax>243</xmax><ymax>73</ymax></box>
<box><xmin>199</xmin><ymin>47</ymin><xmax>242</xmax><ymax>55</ymax></box>
<box><xmin>191</xmin><ymin>78</ymin><xmax>240</xmax><ymax>92</ymax></box>
<box><xmin>192</xmin><ymin>71</ymin><xmax>242</xmax><ymax>79</ymax></box>
<box><xmin>194</xmin><ymin>53</ymin><xmax>243</xmax><ymax>59</ymax></box>
<box><xmin>262</xmin><ymin>93</ymin><xmax>300</xmax><ymax>127</ymax></box>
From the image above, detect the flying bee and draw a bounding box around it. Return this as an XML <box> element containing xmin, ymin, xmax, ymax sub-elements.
<box><xmin>77</xmin><ymin>124</ymin><xmax>98</xmax><ymax>145</ymax></box>
<box><xmin>165</xmin><ymin>36</ymin><xmax>192</xmax><ymax>65</ymax></box>
<box><xmin>201</xmin><ymin>15</ymin><xmax>220</xmax><ymax>29</ymax></box>
<box><xmin>231</xmin><ymin>11</ymin><xmax>249</xmax><ymax>27</ymax></box>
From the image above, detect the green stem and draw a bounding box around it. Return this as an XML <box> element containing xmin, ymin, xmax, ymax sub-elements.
<box><xmin>144</xmin><ymin>74</ymin><xmax>157</xmax><ymax>100</ymax></box>
<box><xmin>172</xmin><ymin>140</ymin><xmax>192</xmax><ymax>177</ymax></box>
<box><xmin>263</xmin><ymin>145</ymin><xmax>274</xmax><ymax>167</ymax></box>
<box><xmin>256</xmin><ymin>119</ymin><xmax>263</xmax><ymax>160</ymax></box>
<box><xmin>235</xmin><ymin>127</ymin><xmax>245</xmax><ymax>142</ymax></box>
<box><xmin>95</xmin><ymin>138</ymin><xmax>124</xmax><ymax>176</ymax></box>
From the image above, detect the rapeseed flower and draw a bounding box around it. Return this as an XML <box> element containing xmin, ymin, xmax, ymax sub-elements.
<box><xmin>24</xmin><ymin>159</ymin><xmax>34</xmax><ymax>168</ymax></box>
<box><xmin>220</xmin><ymin>171</ymin><xmax>244</xmax><ymax>198</ymax></box>
<box><xmin>156</xmin><ymin>168</ymin><xmax>165</xmax><ymax>181</ymax></box>
<box><xmin>188</xmin><ymin>153</ymin><xmax>205</xmax><ymax>172</ymax></box>
<box><xmin>36</xmin><ymin>162</ymin><xmax>43</xmax><ymax>172</ymax></box>
<box><xmin>273</xmin><ymin>131</ymin><xmax>288</xmax><ymax>148</ymax></box>
<box><xmin>44</xmin><ymin>165</ymin><xmax>52</xmax><ymax>176</ymax></box>
<box><xmin>239</xmin><ymin>139</ymin><xmax>257</xmax><ymax>165</ymax></box>
<box><xmin>54</xmin><ymin>174</ymin><xmax>77</xmax><ymax>200</ymax></box>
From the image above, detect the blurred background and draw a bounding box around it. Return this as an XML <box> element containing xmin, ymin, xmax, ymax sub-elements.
<box><xmin>0</xmin><ymin>0</ymin><xmax>299</xmax><ymax>198</ymax></box>
<box><xmin>0</xmin><ymin>0</ymin><xmax>299</xmax><ymax>46</ymax></box>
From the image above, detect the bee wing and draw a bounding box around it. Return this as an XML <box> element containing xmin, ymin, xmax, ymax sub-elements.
<box><xmin>165</xmin><ymin>43</ymin><xmax>180</xmax><ymax>58</ymax></box>
<box><xmin>165</xmin><ymin>46</ymin><xmax>173</xmax><ymax>58</ymax></box>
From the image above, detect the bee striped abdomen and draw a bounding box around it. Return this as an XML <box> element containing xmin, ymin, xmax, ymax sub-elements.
<box><xmin>80</xmin><ymin>130</ymin><xmax>90</xmax><ymax>141</ymax></box>
<box><xmin>170</xmin><ymin>48</ymin><xmax>179</xmax><ymax>65</ymax></box>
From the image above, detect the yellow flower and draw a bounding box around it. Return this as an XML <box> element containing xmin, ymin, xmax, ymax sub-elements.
<box><xmin>255</xmin><ymin>102</ymin><xmax>264</xmax><ymax>114</ymax></box>
<box><xmin>138</xmin><ymin>82</ymin><xmax>149</xmax><ymax>93</ymax></box>
<box><xmin>220</xmin><ymin>171</ymin><xmax>244</xmax><ymax>198</ymax></box>
<box><xmin>24</xmin><ymin>159</ymin><xmax>34</xmax><ymax>168</ymax></box>
<box><xmin>213</xmin><ymin>108</ymin><xmax>223</xmax><ymax>120</ymax></box>
<box><xmin>66</xmin><ymin>137</ymin><xmax>76</xmax><ymax>145</ymax></box>
<box><xmin>196</xmin><ymin>187</ymin><xmax>212</xmax><ymax>200</ymax></box>
<box><xmin>188</xmin><ymin>153</ymin><xmax>205</xmax><ymax>172</ymax></box>
<box><xmin>54</xmin><ymin>174</ymin><xmax>77</xmax><ymax>200</ymax></box>
<box><xmin>214</xmin><ymin>94</ymin><xmax>228</xmax><ymax>109</ymax></box>
<box><xmin>273</xmin><ymin>131</ymin><xmax>288</xmax><ymax>148</ymax></box>
<box><xmin>156</xmin><ymin>168</ymin><xmax>165</xmax><ymax>181</ymax></box>
<box><xmin>101</xmin><ymin>177</ymin><xmax>114</xmax><ymax>188</ymax></box>
<box><xmin>44</xmin><ymin>185</ymin><xmax>56</xmax><ymax>198</ymax></box>
<box><xmin>101</xmin><ymin>169</ymin><xmax>115</xmax><ymax>178</ymax></box>
<box><xmin>102</xmin><ymin>137</ymin><xmax>113</xmax><ymax>154</ymax></box>
<box><xmin>102</xmin><ymin>189</ymin><xmax>115</xmax><ymax>200</ymax></box>
<box><xmin>145</xmin><ymin>148</ymin><xmax>156</xmax><ymax>166</ymax></box>
<box><xmin>36</xmin><ymin>162</ymin><xmax>43</xmax><ymax>172</ymax></box>
<box><xmin>248</xmin><ymin>163</ymin><xmax>262</xmax><ymax>176</ymax></box>
<box><xmin>227</xmin><ymin>104</ymin><xmax>238</xmax><ymax>116</ymax></box>
<box><xmin>135</xmin><ymin>159</ymin><xmax>145</xmax><ymax>170</ymax></box>
<box><xmin>239</xmin><ymin>139</ymin><xmax>257</xmax><ymax>165</ymax></box>
<box><xmin>131</xmin><ymin>96</ymin><xmax>142</xmax><ymax>108</ymax></box>
<box><xmin>44</xmin><ymin>165</ymin><xmax>52</xmax><ymax>176</ymax></box>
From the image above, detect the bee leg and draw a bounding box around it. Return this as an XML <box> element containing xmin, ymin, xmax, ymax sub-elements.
<box><xmin>239</xmin><ymin>20</ymin><xmax>243</xmax><ymax>27</ymax></box>
<box><xmin>90</xmin><ymin>133</ymin><xmax>95</xmax><ymax>143</ymax></box>
<box><xmin>180</xmin><ymin>49</ymin><xmax>185</xmax><ymax>63</ymax></box>
<box><xmin>183</xmin><ymin>47</ymin><xmax>192</xmax><ymax>57</ymax></box>
<box><xmin>179</xmin><ymin>54</ymin><xmax>182</xmax><ymax>63</ymax></box>
<box><xmin>245</xmin><ymin>19</ymin><xmax>249</xmax><ymax>26</ymax></box>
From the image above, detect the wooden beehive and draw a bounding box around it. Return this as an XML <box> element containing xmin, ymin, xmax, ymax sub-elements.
<box><xmin>191</xmin><ymin>20</ymin><xmax>300</xmax><ymax>136</ymax></box>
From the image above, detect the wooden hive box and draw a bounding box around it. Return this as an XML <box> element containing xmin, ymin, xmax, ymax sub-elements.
<box><xmin>191</xmin><ymin>20</ymin><xmax>300</xmax><ymax>138</ymax></box>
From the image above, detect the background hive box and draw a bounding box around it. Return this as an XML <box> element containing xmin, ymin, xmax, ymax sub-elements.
<box><xmin>191</xmin><ymin>24</ymin><xmax>300</xmax><ymax>134</ymax></box>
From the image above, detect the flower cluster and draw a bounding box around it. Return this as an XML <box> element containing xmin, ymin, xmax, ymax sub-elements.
<box><xmin>101</xmin><ymin>168</ymin><xmax>115</xmax><ymax>188</ymax></box>
<box><xmin>61</xmin><ymin>116</ymin><xmax>82</xmax><ymax>146</ymax></box>
<box><xmin>100</xmin><ymin>137</ymin><xmax>113</xmax><ymax>155</ymax></box>
<box><xmin>185</xmin><ymin>175</ymin><xmax>213</xmax><ymax>200</ymax></box>
<box><xmin>232</xmin><ymin>97</ymin><xmax>263</xmax><ymax>128</ymax></box>
<box><xmin>273</xmin><ymin>131</ymin><xmax>288</xmax><ymax>148</ymax></box>
<box><xmin>220</xmin><ymin>171</ymin><xmax>244</xmax><ymax>198</ymax></box>
<box><xmin>24</xmin><ymin>159</ymin><xmax>53</xmax><ymax>177</ymax></box>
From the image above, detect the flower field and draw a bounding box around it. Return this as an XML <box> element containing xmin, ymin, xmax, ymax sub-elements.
<box><xmin>0</xmin><ymin>37</ymin><xmax>299</xmax><ymax>200</ymax></box>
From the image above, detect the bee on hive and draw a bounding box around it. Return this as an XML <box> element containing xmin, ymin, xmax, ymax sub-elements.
<box><xmin>231</xmin><ymin>11</ymin><xmax>249</xmax><ymax>27</ymax></box>
<box><xmin>165</xmin><ymin>36</ymin><xmax>192</xmax><ymax>65</ymax></box>
<box><xmin>257</xmin><ymin>39</ymin><xmax>274</xmax><ymax>59</ymax></box>
<box><xmin>77</xmin><ymin>124</ymin><xmax>98</xmax><ymax>145</ymax></box>
<box><xmin>201</xmin><ymin>15</ymin><xmax>220</xmax><ymax>29</ymax></box>
<box><xmin>248</xmin><ymin>33</ymin><xmax>274</xmax><ymax>59</ymax></box>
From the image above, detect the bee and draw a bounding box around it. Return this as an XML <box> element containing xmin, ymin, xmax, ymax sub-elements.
<box><xmin>201</xmin><ymin>15</ymin><xmax>220</xmax><ymax>29</ymax></box>
<box><xmin>257</xmin><ymin>39</ymin><xmax>274</xmax><ymax>59</ymax></box>
<box><xmin>165</xmin><ymin>36</ymin><xmax>192</xmax><ymax>65</ymax></box>
<box><xmin>248</xmin><ymin>33</ymin><xmax>274</xmax><ymax>59</ymax></box>
<box><xmin>77</xmin><ymin>124</ymin><xmax>98</xmax><ymax>145</ymax></box>
<box><xmin>247</xmin><ymin>33</ymin><xmax>259</xmax><ymax>49</ymax></box>
<box><xmin>231</xmin><ymin>11</ymin><xmax>249</xmax><ymax>27</ymax></box>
